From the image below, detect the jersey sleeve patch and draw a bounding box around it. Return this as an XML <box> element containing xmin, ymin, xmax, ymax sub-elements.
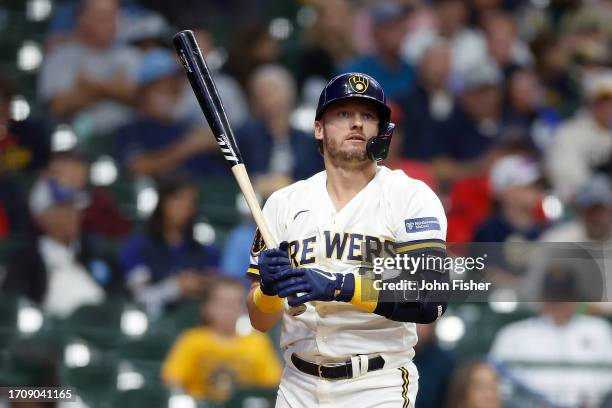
<box><xmin>404</xmin><ymin>217</ymin><xmax>441</xmax><ymax>233</ymax></box>
<box><xmin>250</xmin><ymin>228</ymin><xmax>267</xmax><ymax>257</ymax></box>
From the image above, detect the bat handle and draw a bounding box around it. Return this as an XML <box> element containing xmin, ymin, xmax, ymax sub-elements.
<box><xmin>231</xmin><ymin>165</ymin><xmax>306</xmax><ymax>316</ymax></box>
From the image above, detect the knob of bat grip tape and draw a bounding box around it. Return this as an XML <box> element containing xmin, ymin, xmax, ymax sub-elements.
<box><xmin>277</xmin><ymin>241</ymin><xmax>307</xmax><ymax>316</ymax></box>
<box><xmin>288</xmin><ymin>303</ymin><xmax>307</xmax><ymax>316</ymax></box>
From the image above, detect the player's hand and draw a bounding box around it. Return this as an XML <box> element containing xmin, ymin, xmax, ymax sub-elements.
<box><xmin>276</xmin><ymin>268</ymin><xmax>350</xmax><ymax>306</ymax></box>
<box><xmin>258</xmin><ymin>242</ymin><xmax>291</xmax><ymax>296</ymax></box>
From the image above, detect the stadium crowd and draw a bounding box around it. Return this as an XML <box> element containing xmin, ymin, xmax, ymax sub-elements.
<box><xmin>1</xmin><ymin>0</ymin><xmax>612</xmax><ymax>406</ymax></box>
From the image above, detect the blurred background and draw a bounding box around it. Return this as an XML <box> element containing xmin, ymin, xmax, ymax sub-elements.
<box><xmin>0</xmin><ymin>0</ymin><xmax>611</xmax><ymax>407</ymax></box>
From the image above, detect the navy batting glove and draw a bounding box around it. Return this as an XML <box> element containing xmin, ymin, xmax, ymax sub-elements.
<box><xmin>276</xmin><ymin>268</ymin><xmax>355</xmax><ymax>306</ymax></box>
<box><xmin>258</xmin><ymin>241</ymin><xmax>291</xmax><ymax>295</ymax></box>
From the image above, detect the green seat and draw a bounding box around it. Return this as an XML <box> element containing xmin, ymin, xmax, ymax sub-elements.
<box><xmin>199</xmin><ymin>179</ymin><xmax>241</xmax><ymax>229</ymax></box>
<box><xmin>60</xmin><ymin>353</ymin><xmax>118</xmax><ymax>404</ymax></box>
<box><xmin>452</xmin><ymin>304</ymin><xmax>535</xmax><ymax>358</ymax></box>
<box><xmin>0</xmin><ymin>294</ymin><xmax>19</xmax><ymax>349</ymax></box>
<box><xmin>118</xmin><ymin>334</ymin><xmax>175</xmax><ymax>387</ymax></box>
<box><xmin>110</xmin><ymin>386</ymin><xmax>170</xmax><ymax>408</ymax></box>
<box><xmin>62</xmin><ymin>300</ymin><xmax>129</xmax><ymax>349</ymax></box>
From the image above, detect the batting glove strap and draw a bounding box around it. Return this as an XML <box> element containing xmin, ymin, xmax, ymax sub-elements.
<box><xmin>335</xmin><ymin>273</ymin><xmax>354</xmax><ymax>302</ymax></box>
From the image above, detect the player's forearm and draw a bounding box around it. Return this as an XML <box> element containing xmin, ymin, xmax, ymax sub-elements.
<box><xmin>348</xmin><ymin>272</ymin><xmax>448</xmax><ymax>323</ymax></box>
<box><xmin>347</xmin><ymin>250</ymin><xmax>449</xmax><ymax>323</ymax></box>
<box><xmin>247</xmin><ymin>284</ymin><xmax>283</xmax><ymax>332</ymax></box>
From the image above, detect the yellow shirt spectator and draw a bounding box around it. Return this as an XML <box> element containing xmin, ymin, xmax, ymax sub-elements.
<box><xmin>162</xmin><ymin>278</ymin><xmax>282</xmax><ymax>401</ymax></box>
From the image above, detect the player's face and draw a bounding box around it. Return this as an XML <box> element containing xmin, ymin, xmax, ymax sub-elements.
<box><xmin>315</xmin><ymin>99</ymin><xmax>380</xmax><ymax>162</ymax></box>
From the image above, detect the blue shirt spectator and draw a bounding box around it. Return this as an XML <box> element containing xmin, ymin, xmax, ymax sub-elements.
<box><xmin>340</xmin><ymin>55</ymin><xmax>415</xmax><ymax>101</ymax></box>
<box><xmin>236</xmin><ymin>119</ymin><xmax>323</xmax><ymax>181</ymax></box>
<box><xmin>340</xmin><ymin>1</ymin><xmax>415</xmax><ymax>99</ymax></box>
<box><xmin>115</xmin><ymin>117</ymin><xmax>228</xmax><ymax>178</ymax></box>
<box><xmin>118</xmin><ymin>174</ymin><xmax>220</xmax><ymax>317</ymax></box>
<box><xmin>220</xmin><ymin>222</ymin><xmax>256</xmax><ymax>282</ymax></box>
<box><xmin>113</xmin><ymin>48</ymin><xmax>228</xmax><ymax>178</ymax></box>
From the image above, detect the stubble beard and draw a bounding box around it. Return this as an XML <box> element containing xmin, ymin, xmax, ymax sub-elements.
<box><xmin>323</xmin><ymin>132</ymin><xmax>369</xmax><ymax>163</ymax></box>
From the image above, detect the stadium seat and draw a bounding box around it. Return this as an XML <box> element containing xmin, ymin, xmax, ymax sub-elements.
<box><xmin>117</xmin><ymin>333</ymin><xmax>174</xmax><ymax>387</ymax></box>
<box><xmin>451</xmin><ymin>304</ymin><xmax>535</xmax><ymax>358</ymax></box>
<box><xmin>199</xmin><ymin>179</ymin><xmax>241</xmax><ymax>229</ymax></box>
<box><xmin>0</xmin><ymin>294</ymin><xmax>19</xmax><ymax>349</ymax></box>
<box><xmin>60</xmin><ymin>352</ymin><xmax>119</xmax><ymax>406</ymax></box>
<box><xmin>60</xmin><ymin>299</ymin><xmax>130</xmax><ymax>350</ymax></box>
<box><xmin>108</xmin><ymin>386</ymin><xmax>170</xmax><ymax>408</ymax></box>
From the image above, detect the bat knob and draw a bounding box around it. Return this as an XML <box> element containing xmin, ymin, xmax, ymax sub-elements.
<box><xmin>287</xmin><ymin>303</ymin><xmax>307</xmax><ymax>316</ymax></box>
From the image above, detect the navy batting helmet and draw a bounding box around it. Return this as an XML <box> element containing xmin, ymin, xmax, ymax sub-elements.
<box><xmin>315</xmin><ymin>72</ymin><xmax>395</xmax><ymax>161</ymax></box>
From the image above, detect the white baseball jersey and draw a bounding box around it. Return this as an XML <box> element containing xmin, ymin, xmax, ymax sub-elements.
<box><xmin>247</xmin><ymin>166</ymin><xmax>447</xmax><ymax>362</ymax></box>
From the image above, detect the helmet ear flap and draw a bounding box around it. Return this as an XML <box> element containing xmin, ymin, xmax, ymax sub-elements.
<box><xmin>366</xmin><ymin>122</ymin><xmax>395</xmax><ymax>161</ymax></box>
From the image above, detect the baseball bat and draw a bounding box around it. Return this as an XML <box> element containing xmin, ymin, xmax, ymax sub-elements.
<box><xmin>173</xmin><ymin>30</ymin><xmax>306</xmax><ymax>316</ymax></box>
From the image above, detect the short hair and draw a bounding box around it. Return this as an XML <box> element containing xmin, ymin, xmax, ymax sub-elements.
<box><xmin>447</xmin><ymin>359</ymin><xmax>497</xmax><ymax>408</ymax></box>
<box><xmin>75</xmin><ymin>0</ymin><xmax>117</xmax><ymax>18</ymax></box>
<box><xmin>249</xmin><ymin>64</ymin><xmax>297</xmax><ymax>105</ymax></box>
<box><xmin>202</xmin><ymin>276</ymin><xmax>245</xmax><ymax>304</ymax></box>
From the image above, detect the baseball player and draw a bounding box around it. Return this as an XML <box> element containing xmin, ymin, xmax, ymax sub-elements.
<box><xmin>245</xmin><ymin>72</ymin><xmax>449</xmax><ymax>408</ymax></box>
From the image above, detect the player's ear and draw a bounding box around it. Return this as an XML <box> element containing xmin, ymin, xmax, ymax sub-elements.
<box><xmin>314</xmin><ymin>120</ymin><xmax>324</xmax><ymax>141</ymax></box>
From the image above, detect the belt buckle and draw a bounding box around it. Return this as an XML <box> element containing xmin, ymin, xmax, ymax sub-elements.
<box><xmin>317</xmin><ymin>365</ymin><xmax>324</xmax><ymax>379</ymax></box>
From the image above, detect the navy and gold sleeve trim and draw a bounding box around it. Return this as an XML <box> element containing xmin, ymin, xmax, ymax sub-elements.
<box><xmin>393</xmin><ymin>239</ymin><xmax>446</xmax><ymax>254</ymax></box>
<box><xmin>245</xmin><ymin>264</ymin><xmax>261</xmax><ymax>280</ymax></box>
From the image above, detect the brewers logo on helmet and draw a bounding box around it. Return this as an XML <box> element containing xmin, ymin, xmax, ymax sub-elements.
<box><xmin>315</xmin><ymin>72</ymin><xmax>395</xmax><ymax>161</ymax></box>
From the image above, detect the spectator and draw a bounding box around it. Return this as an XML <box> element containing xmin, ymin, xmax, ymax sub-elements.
<box><xmin>162</xmin><ymin>277</ymin><xmax>282</xmax><ymax>402</ymax></box>
<box><xmin>432</xmin><ymin>61</ymin><xmax>505</xmax><ymax>183</ymax></box>
<box><xmin>45</xmin><ymin>0</ymin><xmax>146</xmax><ymax>50</ymax></box>
<box><xmin>2</xmin><ymin>175</ymin><xmax>123</xmax><ymax>317</ymax></box>
<box><xmin>529</xmin><ymin>34</ymin><xmax>580</xmax><ymax>117</ymax></box>
<box><xmin>0</xmin><ymin>72</ymin><xmax>51</xmax><ymax>173</ymax></box>
<box><xmin>413</xmin><ymin>323</ymin><xmax>455</xmax><ymax>408</ymax></box>
<box><xmin>490</xmin><ymin>268</ymin><xmax>612</xmax><ymax>407</ymax></box>
<box><xmin>397</xmin><ymin>40</ymin><xmax>454</xmax><ymax>161</ymax></box>
<box><xmin>474</xmin><ymin>155</ymin><xmax>544</xmax><ymax>243</ymax></box>
<box><xmin>540</xmin><ymin>174</ymin><xmax>612</xmax><ymax>243</ymax></box>
<box><xmin>173</xmin><ymin>21</ymin><xmax>248</xmax><ymax>129</ymax></box>
<box><xmin>220</xmin><ymin>195</ymin><xmax>257</xmax><ymax>282</ymax></box>
<box><xmin>220</xmin><ymin>178</ymin><xmax>291</xmax><ymax>281</ymax></box>
<box><xmin>402</xmin><ymin>0</ymin><xmax>486</xmax><ymax>81</ymax></box>
<box><xmin>236</xmin><ymin>65</ymin><xmax>323</xmax><ymax>181</ymax></box>
<box><xmin>481</xmin><ymin>11</ymin><xmax>532</xmax><ymax>80</ymax></box>
<box><xmin>546</xmin><ymin>70</ymin><xmax>612</xmax><ymax>202</ymax></box>
<box><xmin>500</xmin><ymin>68</ymin><xmax>560</xmax><ymax>155</ymax></box>
<box><xmin>38</xmin><ymin>0</ymin><xmax>139</xmax><ymax>136</ymax></box>
<box><xmin>472</xmin><ymin>155</ymin><xmax>545</xmax><ymax>286</ymax></box>
<box><xmin>120</xmin><ymin>11</ymin><xmax>172</xmax><ymax>52</ymax></box>
<box><xmin>296</xmin><ymin>0</ymin><xmax>356</xmax><ymax>90</ymax></box>
<box><xmin>523</xmin><ymin>175</ymin><xmax>612</xmax><ymax>303</ymax></box>
<box><xmin>119</xmin><ymin>174</ymin><xmax>220</xmax><ymax>317</ymax></box>
<box><xmin>222</xmin><ymin>23</ymin><xmax>280</xmax><ymax>91</ymax></box>
<box><xmin>446</xmin><ymin>359</ymin><xmax>502</xmax><ymax>408</ymax></box>
<box><xmin>30</xmin><ymin>151</ymin><xmax>130</xmax><ymax>239</ymax></box>
<box><xmin>114</xmin><ymin>48</ymin><xmax>227</xmax><ymax>178</ymax></box>
<box><xmin>341</xmin><ymin>0</ymin><xmax>415</xmax><ymax>100</ymax></box>
<box><xmin>383</xmin><ymin>102</ymin><xmax>439</xmax><ymax>191</ymax></box>
<box><xmin>0</xmin><ymin>175</ymin><xmax>32</xmax><ymax>239</ymax></box>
